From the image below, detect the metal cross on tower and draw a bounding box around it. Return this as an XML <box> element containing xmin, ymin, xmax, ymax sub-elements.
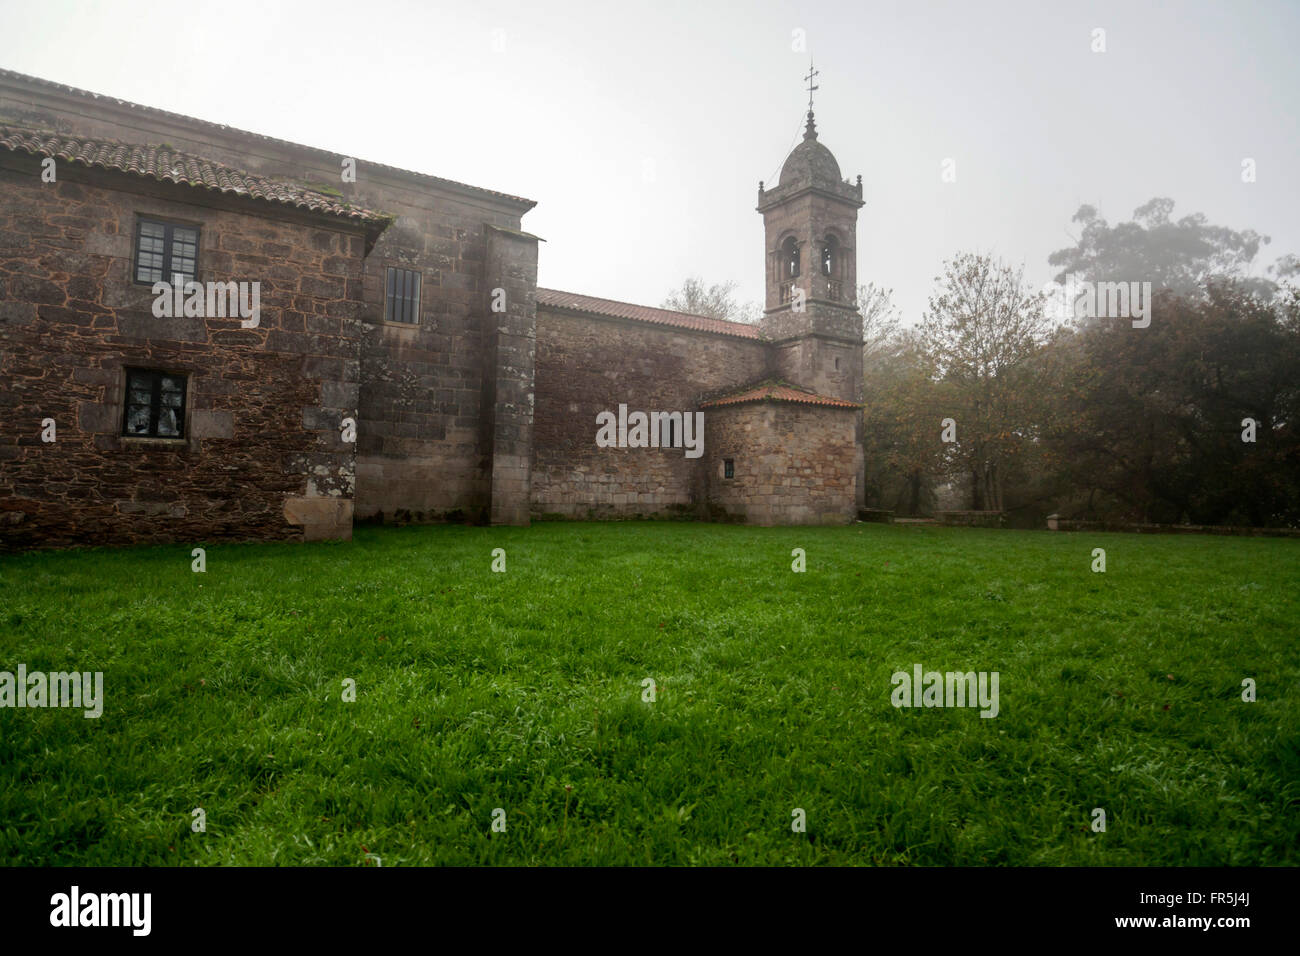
<box><xmin>804</xmin><ymin>60</ymin><xmax>820</xmax><ymax>112</ymax></box>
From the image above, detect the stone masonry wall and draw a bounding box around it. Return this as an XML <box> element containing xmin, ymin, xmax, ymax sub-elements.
<box><xmin>704</xmin><ymin>403</ymin><xmax>858</xmax><ymax>525</ymax></box>
<box><xmin>0</xmin><ymin>157</ymin><xmax>368</xmax><ymax>549</ymax></box>
<box><xmin>482</xmin><ymin>226</ymin><xmax>539</xmax><ymax>525</ymax></box>
<box><xmin>532</xmin><ymin>308</ymin><xmax>770</xmax><ymax>518</ymax></box>
<box><xmin>0</xmin><ymin>75</ymin><xmax>536</xmax><ymax>527</ymax></box>
<box><xmin>353</xmin><ymin>196</ymin><xmax>525</xmax><ymax>524</ymax></box>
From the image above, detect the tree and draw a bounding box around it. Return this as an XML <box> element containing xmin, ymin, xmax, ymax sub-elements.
<box><xmin>857</xmin><ymin>282</ymin><xmax>901</xmax><ymax>364</ymax></box>
<box><xmin>917</xmin><ymin>253</ymin><xmax>1051</xmax><ymax>512</ymax></box>
<box><xmin>861</xmin><ymin>327</ymin><xmax>950</xmax><ymax>515</ymax></box>
<box><xmin>1047</xmin><ymin>198</ymin><xmax>1274</xmax><ymax>301</ymax></box>
<box><xmin>1043</xmin><ymin>282</ymin><xmax>1300</xmax><ymax>525</ymax></box>
<box><xmin>661</xmin><ymin>277</ymin><xmax>758</xmax><ymax>323</ymax></box>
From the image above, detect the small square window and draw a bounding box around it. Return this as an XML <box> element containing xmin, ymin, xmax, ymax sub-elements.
<box><xmin>385</xmin><ymin>267</ymin><xmax>421</xmax><ymax>324</ymax></box>
<box><xmin>134</xmin><ymin>218</ymin><xmax>200</xmax><ymax>285</ymax></box>
<box><xmin>724</xmin><ymin>458</ymin><xmax>735</xmax><ymax>479</ymax></box>
<box><xmin>122</xmin><ymin>369</ymin><xmax>188</xmax><ymax>438</ymax></box>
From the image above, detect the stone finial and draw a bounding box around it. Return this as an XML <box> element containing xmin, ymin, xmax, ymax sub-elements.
<box><xmin>803</xmin><ymin>110</ymin><xmax>818</xmax><ymax>141</ymax></box>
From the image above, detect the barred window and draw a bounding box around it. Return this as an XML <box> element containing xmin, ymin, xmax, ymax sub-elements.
<box><xmin>134</xmin><ymin>218</ymin><xmax>199</xmax><ymax>285</ymax></box>
<box><xmin>385</xmin><ymin>267</ymin><xmax>422</xmax><ymax>324</ymax></box>
<box><xmin>724</xmin><ymin>459</ymin><xmax>735</xmax><ymax>479</ymax></box>
<box><xmin>122</xmin><ymin>369</ymin><xmax>187</xmax><ymax>438</ymax></box>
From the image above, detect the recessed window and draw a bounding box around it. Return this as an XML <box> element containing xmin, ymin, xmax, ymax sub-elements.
<box><xmin>821</xmin><ymin>236</ymin><xmax>838</xmax><ymax>277</ymax></box>
<box><xmin>134</xmin><ymin>218</ymin><xmax>199</xmax><ymax>285</ymax></box>
<box><xmin>724</xmin><ymin>458</ymin><xmax>735</xmax><ymax>479</ymax></box>
<box><xmin>122</xmin><ymin>369</ymin><xmax>187</xmax><ymax>438</ymax></box>
<box><xmin>385</xmin><ymin>267</ymin><xmax>422</xmax><ymax>324</ymax></box>
<box><xmin>781</xmin><ymin>237</ymin><xmax>800</xmax><ymax>279</ymax></box>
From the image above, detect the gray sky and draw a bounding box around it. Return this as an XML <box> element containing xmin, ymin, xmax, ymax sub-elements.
<box><xmin>2</xmin><ymin>0</ymin><xmax>1297</xmax><ymax>324</ymax></box>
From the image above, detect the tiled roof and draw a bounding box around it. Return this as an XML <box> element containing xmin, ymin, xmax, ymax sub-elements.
<box><xmin>537</xmin><ymin>288</ymin><xmax>764</xmax><ymax>340</ymax></box>
<box><xmin>0</xmin><ymin>69</ymin><xmax>536</xmax><ymax>210</ymax></box>
<box><xmin>0</xmin><ymin>125</ymin><xmax>391</xmax><ymax>225</ymax></box>
<box><xmin>700</xmin><ymin>380</ymin><xmax>862</xmax><ymax>409</ymax></box>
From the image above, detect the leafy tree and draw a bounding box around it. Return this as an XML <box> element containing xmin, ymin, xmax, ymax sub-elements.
<box><xmin>661</xmin><ymin>277</ymin><xmax>758</xmax><ymax>323</ymax></box>
<box><xmin>1045</xmin><ymin>282</ymin><xmax>1300</xmax><ymax>525</ymax></box>
<box><xmin>917</xmin><ymin>253</ymin><xmax>1051</xmax><ymax>511</ymax></box>
<box><xmin>856</xmin><ymin>282</ymin><xmax>901</xmax><ymax>363</ymax></box>
<box><xmin>861</xmin><ymin>328</ymin><xmax>949</xmax><ymax>514</ymax></box>
<box><xmin>1048</xmin><ymin>198</ymin><xmax>1274</xmax><ymax>301</ymax></box>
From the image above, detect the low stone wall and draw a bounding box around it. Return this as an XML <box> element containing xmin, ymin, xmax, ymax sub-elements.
<box><xmin>937</xmin><ymin>510</ymin><xmax>1005</xmax><ymax>528</ymax></box>
<box><xmin>1046</xmin><ymin>516</ymin><xmax>1300</xmax><ymax>537</ymax></box>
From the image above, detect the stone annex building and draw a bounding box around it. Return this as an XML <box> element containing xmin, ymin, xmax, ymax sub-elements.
<box><xmin>0</xmin><ymin>69</ymin><xmax>866</xmax><ymax>550</ymax></box>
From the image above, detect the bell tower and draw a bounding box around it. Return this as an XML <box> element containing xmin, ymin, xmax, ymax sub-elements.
<box><xmin>756</xmin><ymin>73</ymin><xmax>864</xmax><ymax>405</ymax></box>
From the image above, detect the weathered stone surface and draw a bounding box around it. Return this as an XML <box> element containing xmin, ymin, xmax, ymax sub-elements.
<box><xmin>704</xmin><ymin>403</ymin><xmax>857</xmax><ymax>525</ymax></box>
<box><xmin>0</xmin><ymin>71</ymin><xmax>868</xmax><ymax>546</ymax></box>
<box><xmin>531</xmin><ymin>308</ymin><xmax>770</xmax><ymax>520</ymax></box>
<box><xmin>0</xmin><ymin>153</ymin><xmax>367</xmax><ymax>550</ymax></box>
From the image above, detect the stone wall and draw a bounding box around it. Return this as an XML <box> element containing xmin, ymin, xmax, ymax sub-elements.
<box><xmin>352</xmin><ymin>197</ymin><xmax>526</xmax><ymax>525</ymax></box>
<box><xmin>703</xmin><ymin>403</ymin><xmax>858</xmax><ymax>525</ymax></box>
<box><xmin>531</xmin><ymin>308</ymin><xmax>769</xmax><ymax>518</ymax></box>
<box><xmin>0</xmin><ymin>72</ymin><xmax>537</xmax><ymax>528</ymax></box>
<box><xmin>0</xmin><ymin>156</ymin><xmax>368</xmax><ymax>549</ymax></box>
<box><xmin>482</xmin><ymin>226</ymin><xmax>539</xmax><ymax>525</ymax></box>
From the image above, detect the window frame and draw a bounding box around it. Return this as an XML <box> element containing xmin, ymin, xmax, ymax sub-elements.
<box><xmin>121</xmin><ymin>367</ymin><xmax>189</xmax><ymax>440</ymax></box>
<box><xmin>724</xmin><ymin>458</ymin><xmax>735</xmax><ymax>479</ymax></box>
<box><xmin>384</xmin><ymin>266</ymin><xmax>423</xmax><ymax>325</ymax></box>
<box><xmin>132</xmin><ymin>217</ymin><xmax>201</xmax><ymax>287</ymax></box>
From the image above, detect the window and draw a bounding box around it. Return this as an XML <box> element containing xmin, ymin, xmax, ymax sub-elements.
<box><xmin>821</xmin><ymin>236</ymin><xmax>838</xmax><ymax>277</ymax></box>
<box><xmin>122</xmin><ymin>369</ymin><xmax>187</xmax><ymax>438</ymax></box>
<box><xmin>724</xmin><ymin>458</ymin><xmax>735</xmax><ymax>479</ymax></box>
<box><xmin>385</xmin><ymin>267</ymin><xmax>422</xmax><ymax>324</ymax></box>
<box><xmin>134</xmin><ymin>218</ymin><xmax>199</xmax><ymax>285</ymax></box>
<box><xmin>781</xmin><ymin>237</ymin><xmax>800</xmax><ymax>278</ymax></box>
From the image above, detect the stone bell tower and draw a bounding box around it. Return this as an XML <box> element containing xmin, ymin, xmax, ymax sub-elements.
<box><xmin>756</xmin><ymin>72</ymin><xmax>866</xmax><ymax>505</ymax></box>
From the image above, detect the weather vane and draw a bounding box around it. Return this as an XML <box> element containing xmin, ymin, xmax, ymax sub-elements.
<box><xmin>804</xmin><ymin>59</ymin><xmax>820</xmax><ymax>112</ymax></box>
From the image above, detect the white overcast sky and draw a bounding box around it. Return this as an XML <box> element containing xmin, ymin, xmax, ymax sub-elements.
<box><xmin>2</xmin><ymin>0</ymin><xmax>1297</xmax><ymax>324</ymax></box>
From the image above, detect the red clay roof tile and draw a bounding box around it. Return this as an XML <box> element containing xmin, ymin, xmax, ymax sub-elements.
<box><xmin>0</xmin><ymin>125</ymin><xmax>392</xmax><ymax>225</ymax></box>
<box><xmin>0</xmin><ymin>68</ymin><xmax>535</xmax><ymax>210</ymax></box>
<box><xmin>537</xmin><ymin>288</ymin><xmax>763</xmax><ymax>340</ymax></box>
<box><xmin>700</xmin><ymin>380</ymin><xmax>861</xmax><ymax>409</ymax></box>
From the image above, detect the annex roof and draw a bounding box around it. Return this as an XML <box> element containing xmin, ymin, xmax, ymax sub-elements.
<box><xmin>0</xmin><ymin>125</ymin><xmax>391</xmax><ymax>226</ymax></box>
<box><xmin>0</xmin><ymin>68</ymin><xmax>536</xmax><ymax>211</ymax></box>
<box><xmin>537</xmin><ymin>288</ymin><xmax>764</xmax><ymax>340</ymax></box>
<box><xmin>700</xmin><ymin>379</ymin><xmax>861</xmax><ymax>410</ymax></box>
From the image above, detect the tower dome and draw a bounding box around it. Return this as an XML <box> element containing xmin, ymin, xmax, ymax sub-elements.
<box><xmin>778</xmin><ymin>111</ymin><xmax>843</xmax><ymax>190</ymax></box>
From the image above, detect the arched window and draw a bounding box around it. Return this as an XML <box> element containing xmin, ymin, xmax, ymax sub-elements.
<box><xmin>781</xmin><ymin>237</ymin><xmax>800</xmax><ymax>278</ymax></box>
<box><xmin>820</xmin><ymin>236</ymin><xmax>839</xmax><ymax>277</ymax></box>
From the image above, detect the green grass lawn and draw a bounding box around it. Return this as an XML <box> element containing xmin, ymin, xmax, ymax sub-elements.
<box><xmin>1</xmin><ymin>522</ymin><xmax>1296</xmax><ymax>866</ymax></box>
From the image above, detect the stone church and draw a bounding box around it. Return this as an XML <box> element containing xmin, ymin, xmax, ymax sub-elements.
<box><xmin>0</xmin><ymin>69</ymin><xmax>865</xmax><ymax>550</ymax></box>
